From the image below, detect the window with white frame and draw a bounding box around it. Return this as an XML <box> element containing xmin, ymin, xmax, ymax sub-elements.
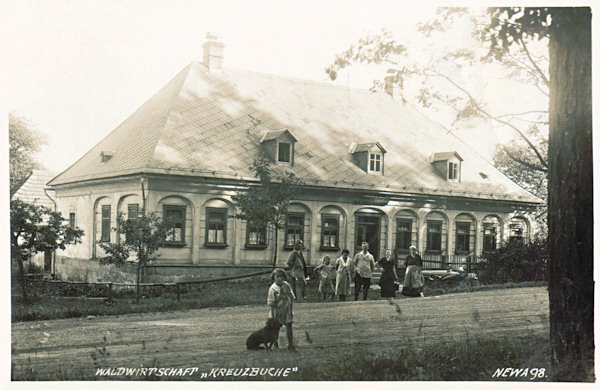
<box><xmin>448</xmin><ymin>162</ymin><xmax>459</xmax><ymax>180</ymax></box>
<box><xmin>246</xmin><ymin>220</ymin><xmax>267</xmax><ymax>248</ymax></box>
<box><xmin>206</xmin><ymin>208</ymin><xmax>227</xmax><ymax>247</ymax></box>
<box><xmin>285</xmin><ymin>213</ymin><xmax>304</xmax><ymax>249</ymax></box>
<box><xmin>321</xmin><ymin>214</ymin><xmax>339</xmax><ymax>250</ymax></box>
<box><xmin>369</xmin><ymin>152</ymin><xmax>382</xmax><ymax>173</ymax></box>
<box><xmin>164</xmin><ymin>205</ymin><xmax>186</xmax><ymax>244</ymax></box>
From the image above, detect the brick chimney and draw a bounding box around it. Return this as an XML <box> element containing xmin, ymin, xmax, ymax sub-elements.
<box><xmin>384</xmin><ymin>69</ymin><xmax>400</xmax><ymax>97</ymax></box>
<box><xmin>203</xmin><ymin>33</ymin><xmax>225</xmax><ymax>71</ymax></box>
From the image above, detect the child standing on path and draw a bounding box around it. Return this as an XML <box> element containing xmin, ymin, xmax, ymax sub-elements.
<box><xmin>267</xmin><ymin>268</ymin><xmax>297</xmax><ymax>351</ymax></box>
<box><xmin>314</xmin><ymin>256</ymin><xmax>335</xmax><ymax>302</ymax></box>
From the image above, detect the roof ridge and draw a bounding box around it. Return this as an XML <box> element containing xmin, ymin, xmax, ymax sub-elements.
<box><xmin>211</xmin><ymin>62</ymin><xmax>389</xmax><ymax>96</ymax></box>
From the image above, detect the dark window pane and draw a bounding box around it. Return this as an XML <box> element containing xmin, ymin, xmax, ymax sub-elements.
<box><xmin>483</xmin><ymin>223</ymin><xmax>497</xmax><ymax>252</ymax></box>
<box><xmin>278</xmin><ymin>142</ymin><xmax>291</xmax><ymax>162</ymax></box>
<box><xmin>101</xmin><ymin>205</ymin><xmax>111</xmax><ymax>242</ymax></box>
<box><xmin>456</xmin><ymin>222</ymin><xmax>470</xmax><ymax>253</ymax></box>
<box><xmin>427</xmin><ymin>221</ymin><xmax>442</xmax><ymax>251</ymax></box>
<box><xmin>396</xmin><ymin>219</ymin><xmax>412</xmax><ymax>250</ymax></box>
<box><xmin>127</xmin><ymin>204</ymin><xmax>139</xmax><ymax>221</ymax></box>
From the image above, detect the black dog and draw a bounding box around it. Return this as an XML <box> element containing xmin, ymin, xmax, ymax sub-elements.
<box><xmin>246</xmin><ymin>318</ymin><xmax>282</xmax><ymax>350</ymax></box>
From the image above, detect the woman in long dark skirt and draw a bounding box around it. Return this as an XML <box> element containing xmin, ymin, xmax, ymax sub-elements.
<box><xmin>402</xmin><ymin>245</ymin><xmax>425</xmax><ymax>298</ymax></box>
<box><xmin>377</xmin><ymin>249</ymin><xmax>399</xmax><ymax>298</ymax></box>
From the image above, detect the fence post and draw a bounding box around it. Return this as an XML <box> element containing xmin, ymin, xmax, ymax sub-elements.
<box><xmin>441</xmin><ymin>254</ymin><xmax>447</xmax><ymax>268</ymax></box>
<box><xmin>176</xmin><ymin>283</ymin><xmax>180</xmax><ymax>302</ymax></box>
<box><xmin>467</xmin><ymin>255</ymin><xmax>472</xmax><ymax>273</ymax></box>
<box><xmin>108</xmin><ymin>283</ymin><xmax>112</xmax><ymax>302</ymax></box>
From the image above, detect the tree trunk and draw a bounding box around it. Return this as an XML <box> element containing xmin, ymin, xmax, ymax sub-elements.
<box><xmin>17</xmin><ymin>255</ymin><xmax>28</xmax><ymax>302</ymax></box>
<box><xmin>136</xmin><ymin>261</ymin><xmax>141</xmax><ymax>304</ymax></box>
<box><xmin>272</xmin><ymin>228</ymin><xmax>278</xmax><ymax>269</ymax></box>
<box><xmin>548</xmin><ymin>8</ymin><xmax>593</xmax><ymax>381</ymax></box>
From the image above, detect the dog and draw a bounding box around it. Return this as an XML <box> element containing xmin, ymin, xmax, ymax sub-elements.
<box><xmin>246</xmin><ymin>318</ymin><xmax>282</xmax><ymax>350</ymax></box>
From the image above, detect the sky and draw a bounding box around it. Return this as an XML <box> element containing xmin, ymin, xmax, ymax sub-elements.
<box><xmin>4</xmin><ymin>0</ymin><xmax>551</xmax><ymax>175</ymax></box>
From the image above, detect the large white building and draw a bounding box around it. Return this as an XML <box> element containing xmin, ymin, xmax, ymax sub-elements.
<box><xmin>48</xmin><ymin>37</ymin><xmax>542</xmax><ymax>281</ymax></box>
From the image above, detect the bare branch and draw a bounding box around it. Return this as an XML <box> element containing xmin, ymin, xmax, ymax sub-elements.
<box><xmin>429</xmin><ymin>70</ymin><xmax>548</xmax><ymax>169</ymax></box>
<box><xmin>502</xmin><ymin>146</ymin><xmax>548</xmax><ymax>173</ymax></box>
<box><xmin>519</xmin><ymin>36</ymin><xmax>550</xmax><ymax>87</ymax></box>
<box><xmin>533</xmin><ymin>84</ymin><xmax>550</xmax><ymax>98</ymax></box>
<box><xmin>496</xmin><ymin>110</ymin><xmax>549</xmax><ymax>118</ymax></box>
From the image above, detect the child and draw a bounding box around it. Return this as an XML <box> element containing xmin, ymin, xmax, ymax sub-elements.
<box><xmin>314</xmin><ymin>256</ymin><xmax>335</xmax><ymax>302</ymax></box>
<box><xmin>267</xmin><ymin>268</ymin><xmax>297</xmax><ymax>351</ymax></box>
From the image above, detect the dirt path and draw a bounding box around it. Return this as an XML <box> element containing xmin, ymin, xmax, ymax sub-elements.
<box><xmin>11</xmin><ymin>287</ymin><xmax>549</xmax><ymax>380</ymax></box>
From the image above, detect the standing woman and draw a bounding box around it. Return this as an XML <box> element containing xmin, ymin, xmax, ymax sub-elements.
<box><xmin>377</xmin><ymin>249</ymin><xmax>399</xmax><ymax>298</ymax></box>
<box><xmin>402</xmin><ymin>245</ymin><xmax>425</xmax><ymax>298</ymax></box>
<box><xmin>287</xmin><ymin>240</ymin><xmax>308</xmax><ymax>301</ymax></box>
<box><xmin>335</xmin><ymin>249</ymin><xmax>352</xmax><ymax>301</ymax></box>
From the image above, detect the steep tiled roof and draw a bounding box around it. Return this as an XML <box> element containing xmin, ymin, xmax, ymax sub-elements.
<box><xmin>49</xmin><ymin>62</ymin><xmax>542</xmax><ymax>204</ymax></box>
<box><xmin>12</xmin><ymin>170</ymin><xmax>57</xmax><ymax>209</ymax></box>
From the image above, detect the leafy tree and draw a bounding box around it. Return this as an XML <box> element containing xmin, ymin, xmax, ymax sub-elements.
<box><xmin>232</xmin><ymin>158</ymin><xmax>302</xmax><ymax>268</ymax></box>
<box><xmin>9</xmin><ymin>112</ymin><xmax>46</xmax><ymax>195</ymax></box>
<box><xmin>98</xmin><ymin>212</ymin><xmax>171</xmax><ymax>304</ymax></box>
<box><xmin>326</xmin><ymin>8</ymin><xmax>549</xmax><ymax>206</ymax></box>
<box><xmin>484</xmin><ymin>7</ymin><xmax>593</xmax><ymax>381</ymax></box>
<box><xmin>10</xmin><ymin>199</ymin><xmax>84</xmax><ymax>301</ymax></box>
<box><xmin>493</xmin><ymin>127</ymin><xmax>548</xmax><ymax>239</ymax></box>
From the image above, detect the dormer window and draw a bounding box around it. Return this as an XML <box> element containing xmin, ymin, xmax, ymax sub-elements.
<box><xmin>448</xmin><ymin>161</ymin><xmax>458</xmax><ymax>180</ymax></box>
<box><xmin>369</xmin><ymin>152</ymin><xmax>382</xmax><ymax>173</ymax></box>
<box><xmin>431</xmin><ymin>151</ymin><xmax>463</xmax><ymax>182</ymax></box>
<box><xmin>349</xmin><ymin>141</ymin><xmax>386</xmax><ymax>175</ymax></box>
<box><xmin>100</xmin><ymin>151</ymin><xmax>114</xmax><ymax>163</ymax></box>
<box><xmin>260</xmin><ymin>129</ymin><xmax>297</xmax><ymax>165</ymax></box>
<box><xmin>278</xmin><ymin>142</ymin><xmax>291</xmax><ymax>163</ymax></box>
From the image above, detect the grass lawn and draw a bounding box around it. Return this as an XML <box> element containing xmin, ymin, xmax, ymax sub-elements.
<box><xmin>15</xmin><ymin>333</ymin><xmax>553</xmax><ymax>381</ymax></box>
<box><xmin>12</xmin><ymin>275</ymin><xmax>547</xmax><ymax>322</ymax></box>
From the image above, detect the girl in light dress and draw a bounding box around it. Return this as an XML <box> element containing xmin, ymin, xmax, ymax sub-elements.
<box><xmin>267</xmin><ymin>268</ymin><xmax>297</xmax><ymax>351</ymax></box>
<box><xmin>314</xmin><ymin>256</ymin><xmax>336</xmax><ymax>302</ymax></box>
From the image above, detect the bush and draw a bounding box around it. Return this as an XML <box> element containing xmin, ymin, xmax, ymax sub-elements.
<box><xmin>479</xmin><ymin>240</ymin><xmax>547</xmax><ymax>284</ymax></box>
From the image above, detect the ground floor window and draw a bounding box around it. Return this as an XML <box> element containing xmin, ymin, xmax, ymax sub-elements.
<box><xmin>127</xmin><ymin>203</ymin><xmax>139</xmax><ymax>220</ymax></box>
<box><xmin>164</xmin><ymin>205</ymin><xmax>186</xmax><ymax>244</ymax></box>
<box><xmin>285</xmin><ymin>213</ymin><xmax>304</xmax><ymax>249</ymax></box>
<box><xmin>321</xmin><ymin>214</ymin><xmax>339</xmax><ymax>250</ymax></box>
<box><xmin>206</xmin><ymin>208</ymin><xmax>227</xmax><ymax>247</ymax></box>
<box><xmin>455</xmin><ymin>222</ymin><xmax>471</xmax><ymax>253</ymax></box>
<box><xmin>483</xmin><ymin>223</ymin><xmax>497</xmax><ymax>252</ymax></box>
<box><xmin>246</xmin><ymin>220</ymin><xmax>267</xmax><ymax>248</ymax></box>
<box><xmin>426</xmin><ymin>220</ymin><xmax>442</xmax><ymax>252</ymax></box>
<box><xmin>101</xmin><ymin>205</ymin><xmax>111</xmax><ymax>242</ymax></box>
<box><xmin>396</xmin><ymin>219</ymin><xmax>412</xmax><ymax>251</ymax></box>
<box><xmin>509</xmin><ymin>220</ymin><xmax>525</xmax><ymax>243</ymax></box>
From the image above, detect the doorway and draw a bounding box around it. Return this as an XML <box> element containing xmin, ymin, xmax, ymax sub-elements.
<box><xmin>355</xmin><ymin>213</ymin><xmax>381</xmax><ymax>259</ymax></box>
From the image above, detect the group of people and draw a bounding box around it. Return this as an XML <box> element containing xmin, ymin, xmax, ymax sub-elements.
<box><xmin>267</xmin><ymin>240</ymin><xmax>425</xmax><ymax>351</ymax></box>
<box><xmin>285</xmin><ymin>240</ymin><xmax>425</xmax><ymax>301</ymax></box>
